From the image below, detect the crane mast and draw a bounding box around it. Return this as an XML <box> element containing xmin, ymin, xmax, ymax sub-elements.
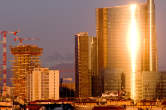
<box><xmin>0</xmin><ymin>31</ymin><xmax>18</xmax><ymax>97</ymax></box>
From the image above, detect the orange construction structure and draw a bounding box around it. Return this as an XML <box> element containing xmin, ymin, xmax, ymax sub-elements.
<box><xmin>10</xmin><ymin>45</ymin><xmax>43</xmax><ymax>102</ymax></box>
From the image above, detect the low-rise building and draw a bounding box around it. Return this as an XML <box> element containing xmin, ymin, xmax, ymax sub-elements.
<box><xmin>30</xmin><ymin>68</ymin><xmax>59</xmax><ymax>101</ymax></box>
<box><xmin>159</xmin><ymin>71</ymin><xmax>166</xmax><ymax>99</ymax></box>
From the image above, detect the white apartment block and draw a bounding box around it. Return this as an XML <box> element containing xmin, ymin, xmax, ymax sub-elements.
<box><xmin>30</xmin><ymin>68</ymin><xmax>59</xmax><ymax>101</ymax></box>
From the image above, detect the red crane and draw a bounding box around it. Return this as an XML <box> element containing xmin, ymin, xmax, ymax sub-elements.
<box><xmin>0</xmin><ymin>30</ymin><xmax>19</xmax><ymax>97</ymax></box>
<box><xmin>14</xmin><ymin>36</ymin><xmax>39</xmax><ymax>45</ymax></box>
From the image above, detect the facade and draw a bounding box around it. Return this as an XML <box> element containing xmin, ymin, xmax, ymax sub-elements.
<box><xmin>75</xmin><ymin>32</ymin><xmax>97</xmax><ymax>97</ymax></box>
<box><xmin>140</xmin><ymin>71</ymin><xmax>166</xmax><ymax>100</ymax></box>
<box><xmin>142</xmin><ymin>72</ymin><xmax>160</xmax><ymax>100</ymax></box>
<box><xmin>10</xmin><ymin>45</ymin><xmax>43</xmax><ymax>102</ymax></box>
<box><xmin>30</xmin><ymin>68</ymin><xmax>59</xmax><ymax>101</ymax></box>
<box><xmin>90</xmin><ymin>36</ymin><xmax>100</xmax><ymax>96</ymax></box>
<box><xmin>160</xmin><ymin>71</ymin><xmax>166</xmax><ymax>99</ymax></box>
<box><xmin>96</xmin><ymin>0</ymin><xmax>158</xmax><ymax>101</ymax></box>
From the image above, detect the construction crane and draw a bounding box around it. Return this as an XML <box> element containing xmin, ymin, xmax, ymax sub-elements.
<box><xmin>14</xmin><ymin>36</ymin><xmax>39</xmax><ymax>45</ymax></box>
<box><xmin>0</xmin><ymin>30</ymin><xmax>19</xmax><ymax>97</ymax></box>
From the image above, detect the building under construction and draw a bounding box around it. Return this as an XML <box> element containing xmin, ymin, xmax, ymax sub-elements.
<box><xmin>10</xmin><ymin>45</ymin><xmax>43</xmax><ymax>102</ymax></box>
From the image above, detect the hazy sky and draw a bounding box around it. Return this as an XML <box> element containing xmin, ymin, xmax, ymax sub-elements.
<box><xmin>0</xmin><ymin>0</ymin><xmax>166</xmax><ymax>70</ymax></box>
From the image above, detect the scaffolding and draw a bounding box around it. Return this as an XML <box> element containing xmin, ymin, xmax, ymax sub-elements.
<box><xmin>10</xmin><ymin>45</ymin><xmax>43</xmax><ymax>102</ymax></box>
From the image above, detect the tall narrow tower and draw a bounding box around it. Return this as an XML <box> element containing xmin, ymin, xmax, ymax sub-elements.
<box><xmin>11</xmin><ymin>45</ymin><xmax>43</xmax><ymax>101</ymax></box>
<box><xmin>75</xmin><ymin>32</ymin><xmax>98</xmax><ymax>97</ymax></box>
<box><xmin>147</xmin><ymin>0</ymin><xmax>158</xmax><ymax>72</ymax></box>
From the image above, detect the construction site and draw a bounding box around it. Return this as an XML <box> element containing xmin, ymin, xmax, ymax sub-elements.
<box><xmin>10</xmin><ymin>45</ymin><xmax>43</xmax><ymax>102</ymax></box>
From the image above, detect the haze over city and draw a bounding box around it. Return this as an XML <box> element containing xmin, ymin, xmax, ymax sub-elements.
<box><xmin>0</xmin><ymin>0</ymin><xmax>165</xmax><ymax>69</ymax></box>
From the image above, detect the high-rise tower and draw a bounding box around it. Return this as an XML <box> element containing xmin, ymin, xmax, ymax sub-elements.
<box><xmin>147</xmin><ymin>0</ymin><xmax>158</xmax><ymax>72</ymax></box>
<box><xmin>75</xmin><ymin>32</ymin><xmax>98</xmax><ymax>97</ymax></box>
<box><xmin>96</xmin><ymin>0</ymin><xmax>158</xmax><ymax>100</ymax></box>
<box><xmin>11</xmin><ymin>45</ymin><xmax>43</xmax><ymax>102</ymax></box>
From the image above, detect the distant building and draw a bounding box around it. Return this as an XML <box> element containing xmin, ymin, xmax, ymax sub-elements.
<box><xmin>30</xmin><ymin>68</ymin><xmax>59</xmax><ymax>101</ymax></box>
<box><xmin>62</xmin><ymin>82</ymin><xmax>75</xmax><ymax>91</ymax></box>
<box><xmin>10</xmin><ymin>45</ymin><xmax>43</xmax><ymax>102</ymax></box>
<box><xmin>142</xmin><ymin>72</ymin><xmax>160</xmax><ymax>100</ymax></box>
<box><xmin>60</xmin><ymin>82</ymin><xmax>75</xmax><ymax>98</ymax></box>
<box><xmin>75</xmin><ymin>32</ymin><xmax>97</xmax><ymax>97</ymax></box>
<box><xmin>159</xmin><ymin>71</ymin><xmax>166</xmax><ymax>99</ymax></box>
<box><xmin>96</xmin><ymin>0</ymin><xmax>158</xmax><ymax>101</ymax></box>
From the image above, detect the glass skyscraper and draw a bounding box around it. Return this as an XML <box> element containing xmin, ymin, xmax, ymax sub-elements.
<box><xmin>75</xmin><ymin>32</ymin><xmax>98</xmax><ymax>97</ymax></box>
<box><xmin>96</xmin><ymin>0</ymin><xmax>158</xmax><ymax>101</ymax></box>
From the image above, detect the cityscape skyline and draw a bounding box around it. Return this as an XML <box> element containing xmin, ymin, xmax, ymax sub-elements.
<box><xmin>0</xmin><ymin>0</ymin><xmax>165</xmax><ymax>70</ymax></box>
<box><xmin>96</xmin><ymin>0</ymin><xmax>158</xmax><ymax>101</ymax></box>
<box><xmin>74</xmin><ymin>0</ymin><xmax>160</xmax><ymax>101</ymax></box>
<box><xmin>0</xmin><ymin>0</ymin><xmax>165</xmax><ymax>109</ymax></box>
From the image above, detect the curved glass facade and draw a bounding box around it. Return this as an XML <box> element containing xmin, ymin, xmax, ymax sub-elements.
<box><xmin>96</xmin><ymin>0</ymin><xmax>158</xmax><ymax>100</ymax></box>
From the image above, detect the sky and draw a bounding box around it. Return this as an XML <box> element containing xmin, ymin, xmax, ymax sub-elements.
<box><xmin>0</xmin><ymin>0</ymin><xmax>166</xmax><ymax>70</ymax></box>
